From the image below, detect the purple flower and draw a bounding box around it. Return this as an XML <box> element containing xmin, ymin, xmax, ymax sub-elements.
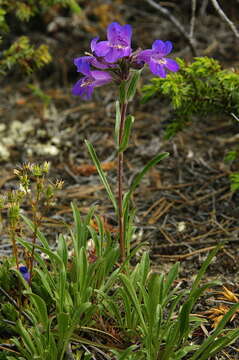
<box><xmin>91</xmin><ymin>22</ymin><xmax>132</xmax><ymax>63</ymax></box>
<box><xmin>74</xmin><ymin>55</ymin><xmax>109</xmax><ymax>71</ymax></box>
<box><xmin>137</xmin><ymin>40</ymin><xmax>179</xmax><ymax>78</ymax></box>
<box><xmin>19</xmin><ymin>266</ymin><xmax>30</xmax><ymax>283</ymax></box>
<box><xmin>72</xmin><ymin>57</ymin><xmax>112</xmax><ymax>100</ymax></box>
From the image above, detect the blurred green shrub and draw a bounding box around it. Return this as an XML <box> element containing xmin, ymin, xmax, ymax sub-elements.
<box><xmin>0</xmin><ymin>0</ymin><xmax>81</xmax><ymax>75</ymax></box>
<box><xmin>142</xmin><ymin>57</ymin><xmax>239</xmax><ymax>139</ymax></box>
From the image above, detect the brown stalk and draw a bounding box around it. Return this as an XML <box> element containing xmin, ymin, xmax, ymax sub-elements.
<box><xmin>117</xmin><ymin>101</ymin><xmax>128</xmax><ymax>262</ymax></box>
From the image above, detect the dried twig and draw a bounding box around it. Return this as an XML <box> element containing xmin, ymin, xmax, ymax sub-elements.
<box><xmin>146</xmin><ymin>0</ymin><xmax>197</xmax><ymax>56</ymax></box>
<box><xmin>200</xmin><ymin>0</ymin><xmax>209</xmax><ymax>17</ymax></box>
<box><xmin>210</xmin><ymin>0</ymin><xmax>239</xmax><ymax>38</ymax></box>
<box><xmin>190</xmin><ymin>0</ymin><xmax>197</xmax><ymax>38</ymax></box>
<box><xmin>153</xmin><ymin>245</ymin><xmax>217</xmax><ymax>260</ymax></box>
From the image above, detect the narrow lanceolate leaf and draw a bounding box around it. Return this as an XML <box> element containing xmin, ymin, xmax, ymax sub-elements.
<box><xmin>27</xmin><ymin>293</ymin><xmax>49</xmax><ymax>329</ymax></box>
<box><xmin>191</xmin><ymin>244</ymin><xmax>222</xmax><ymax>292</ymax></box>
<box><xmin>119</xmin><ymin>115</ymin><xmax>134</xmax><ymax>152</ymax></box>
<box><xmin>126</xmin><ymin>70</ymin><xmax>141</xmax><ymax>102</ymax></box>
<box><xmin>85</xmin><ymin>140</ymin><xmax>117</xmax><ymax>212</ymax></box>
<box><xmin>119</xmin><ymin>273</ymin><xmax>147</xmax><ymax>334</ymax></box>
<box><xmin>191</xmin><ymin>302</ymin><xmax>239</xmax><ymax>360</ymax></box>
<box><xmin>57</xmin><ymin>312</ymin><xmax>69</xmax><ymax>343</ymax></box>
<box><xmin>114</xmin><ymin>100</ymin><xmax>121</xmax><ymax>147</ymax></box>
<box><xmin>123</xmin><ymin>152</ymin><xmax>169</xmax><ymax>208</ymax></box>
<box><xmin>16</xmin><ymin>320</ymin><xmax>36</xmax><ymax>355</ymax></box>
<box><xmin>119</xmin><ymin>80</ymin><xmax>127</xmax><ymax>104</ymax></box>
<box><xmin>20</xmin><ymin>214</ymin><xmax>50</xmax><ymax>249</ymax></box>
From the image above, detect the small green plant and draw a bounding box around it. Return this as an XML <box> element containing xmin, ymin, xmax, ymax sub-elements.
<box><xmin>1</xmin><ymin>23</ymin><xmax>239</xmax><ymax>360</ymax></box>
<box><xmin>224</xmin><ymin>149</ymin><xmax>239</xmax><ymax>191</ymax></box>
<box><xmin>0</xmin><ymin>162</ymin><xmax>63</xmax><ymax>282</ymax></box>
<box><xmin>142</xmin><ymin>57</ymin><xmax>239</xmax><ymax>138</ymax></box>
<box><xmin>0</xmin><ymin>0</ymin><xmax>81</xmax><ymax>75</ymax></box>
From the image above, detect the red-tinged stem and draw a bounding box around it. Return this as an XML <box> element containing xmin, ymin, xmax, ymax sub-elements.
<box><xmin>118</xmin><ymin>101</ymin><xmax>128</xmax><ymax>262</ymax></box>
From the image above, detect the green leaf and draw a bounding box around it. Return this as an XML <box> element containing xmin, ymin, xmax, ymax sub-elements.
<box><xmin>17</xmin><ymin>237</ymin><xmax>63</xmax><ymax>268</ymax></box>
<box><xmin>164</xmin><ymin>262</ymin><xmax>180</xmax><ymax>299</ymax></box>
<box><xmin>203</xmin><ymin>328</ymin><xmax>239</xmax><ymax>359</ymax></box>
<box><xmin>27</xmin><ymin>293</ymin><xmax>49</xmax><ymax>329</ymax></box>
<box><xmin>119</xmin><ymin>115</ymin><xmax>134</xmax><ymax>152</ymax></box>
<box><xmin>20</xmin><ymin>214</ymin><xmax>50</xmax><ymax>249</ymax></box>
<box><xmin>57</xmin><ymin>234</ymin><xmax>68</xmax><ymax>268</ymax></box>
<box><xmin>123</xmin><ymin>152</ymin><xmax>169</xmax><ymax>208</ymax></box>
<box><xmin>34</xmin><ymin>268</ymin><xmax>55</xmax><ymax>299</ymax></box>
<box><xmin>191</xmin><ymin>302</ymin><xmax>239</xmax><ymax>360</ymax></box>
<box><xmin>57</xmin><ymin>312</ymin><xmax>69</xmax><ymax>342</ymax></box>
<box><xmin>174</xmin><ymin>345</ymin><xmax>199</xmax><ymax>359</ymax></box>
<box><xmin>119</xmin><ymin>273</ymin><xmax>147</xmax><ymax>334</ymax></box>
<box><xmin>16</xmin><ymin>320</ymin><xmax>36</xmax><ymax>355</ymax></box>
<box><xmin>59</xmin><ymin>264</ymin><xmax>67</xmax><ymax>312</ymax></box>
<box><xmin>126</xmin><ymin>70</ymin><xmax>141</xmax><ymax>101</ymax></box>
<box><xmin>178</xmin><ymin>299</ymin><xmax>193</xmax><ymax>340</ymax></box>
<box><xmin>191</xmin><ymin>245</ymin><xmax>222</xmax><ymax>292</ymax></box>
<box><xmin>67</xmin><ymin>0</ymin><xmax>81</xmax><ymax>13</ymax></box>
<box><xmin>79</xmin><ymin>247</ymin><xmax>89</xmax><ymax>300</ymax></box>
<box><xmin>114</xmin><ymin>100</ymin><xmax>121</xmax><ymax>147</ymax></box>
<box><xmin>85</xmin><ymin>140</ymin><xmax>117</xmax><ymax>212</ymax></box>
<box><xmin>119</xmin><ymin>80</ymin><xmax>127</xmax><ymax>104</ymax></box>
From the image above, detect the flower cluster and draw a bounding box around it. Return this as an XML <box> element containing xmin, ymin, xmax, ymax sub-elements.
<box><xmin>72</xmin><ymin>22</ymin><xmax>179</xmax><ymax>99</ymax></box>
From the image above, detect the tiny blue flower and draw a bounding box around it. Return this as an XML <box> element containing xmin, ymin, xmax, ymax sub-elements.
<box><xmin>19</xmin><ymin>266</ymin><xmax>30</xmax><ymax>283</ymax></box>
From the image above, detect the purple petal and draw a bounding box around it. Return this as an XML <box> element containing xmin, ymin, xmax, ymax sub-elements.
<box><xmin>152</xmin><ymin>40</ymin><xmax>165</xmax><ymax>54</ymax></box>
<box><xmin>149</xmin><ymin>59</ymin><xmax>166</xmax><ymax>77</ymax></box>
<box><xmin>121</xmin><ymin>24</ymin><xmax>132</xmax><ymax>44</ymax></box>
<box><xmin>72</xmin><ymin>78</ymin><xmax>94</xmax><ymax>99</ymax></box>
<box><xmin>84</xmin><ymin>86</ymin><xmax>94</xmax><ymax>100</ymax></box>
<box><xmin>104</xmin><ymin>47</ymin><xmax>130</xmax><ymax>63</ymax></box>
<box><xmin>164</xmin><ymin>58</ymin><xmax>179</xmax><ymax>72</ymax></box>
<box><xmin>104</xmin><ymin>47</ymin><xmax>120</xmax><ymax>63</ymax></box>
<box><xmin>19</xmin><ymin>266</ymin><xmax>30</xmax><ymax>283</ymax></box>
<box><xmin>91</xmin><ymin>70</ymin><xmax>112</xmax><ymax>86</ymax></box>
<box><xmin>91</xmin><ymin>57</ymin><xmax>109</xmax><ymax>69</ymax></box>
<box><xmin>94</xmin><ymin>40</ymin><xmax>110</xmax><ymax>57</ymax></box>
<box><xmin>107</xmin><ymin>22</ymin><xmax>122</xmax><ymax>43</ymax></box>
<box><xmin>74</xmin><ymin>56</ymin><xmax>92</xmax><ymax>75</ymax></box>
<box><xmin>107</xmin><ymin>22</ymin><xmax>132</xmax><ymax>46</ymax></box>
<box><xmin>72</xmin><ymin>78</ymin><xmax>84</xmax><ymax>96</ymax></box>
<box><xmin>152</xmin><ymin>40</ymin><xmax>172</xmax><ymax>56</ymax></box>
<box><xmin>91</xmin><ymin>37</ymin><xmax>99</xmax><ymax>52</ymax></box>
<box><xmin>136</xmin><ymin>49</ymin><xmax>153</xmax><ymax>64</ymax></box>
<box><xmin>163</xmin><ymin>41</ymin><xmax>173</xmax><ymax>56</ymax></box>
<box><xmin>121</xmin><ymin>46</ymin><xmax>132</xmax><ymax>57</ymax></box>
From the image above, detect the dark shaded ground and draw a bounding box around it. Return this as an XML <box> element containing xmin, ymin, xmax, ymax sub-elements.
<box><xmin>0</xmin><ymin>1</ymin><xmax>239</xmax><ymax>358</ymax></box>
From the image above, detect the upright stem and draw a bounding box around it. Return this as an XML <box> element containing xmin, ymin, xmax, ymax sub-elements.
<box><xmin>118</xmin><ymin>101</ymin><xmax>128</xmax><ymax>262</ymax></box>
<box><xmin>10</xmin><ymin>228</ymin><xmax>19</xmax><ymax>270</ymax></box>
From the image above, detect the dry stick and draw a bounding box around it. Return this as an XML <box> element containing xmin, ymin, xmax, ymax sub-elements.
<box><xmin>28</xmin><ymin>186</ymin><xmax>42</xmax><ymax>285</ymax></box>
<box><xmin>199</xmin><ymin>0</ymin><xmax>209</xmax><ymax>17</ymax></box>
<box><xmin>152</xmin><ymin>245</ymin><xmax>217</xmax><ymax>260</ymax></box>
<box><xmin>210</xmin><ymin>0</ymin><xmax>239</xmax><ymax>38</ymax></box>
<box><xmin>118</xmin><ymin>101</ymin><xmax>128</xmax><ymax>262</ymax></box>
<box><xmin>190</xmin><ymin>0</ymin><xmax>197</xmax><ymax>38</ymax></box>
<box><xmin>146</xmin><ymin>0</ymin><xmax>197</xmax><ymax>56</ymax></box>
